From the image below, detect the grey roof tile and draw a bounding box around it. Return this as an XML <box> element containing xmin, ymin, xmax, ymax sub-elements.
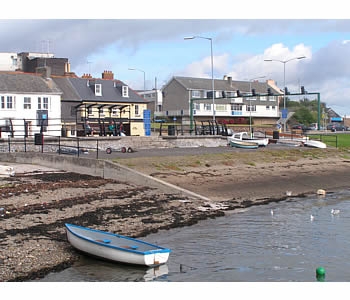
<box><xmin>61</xmin><ymin>77</ymin><xmax>147</xmax><ymax>103</ymax></box>
<box><xmin>172</xmin><ymin>76</ymin><xmax>281</xmax><ymax>94</ymax></box>
<box><xmin>0</xmin><ymin>72</ymin><xmax>62</xmax><ymax>94</ymax></box>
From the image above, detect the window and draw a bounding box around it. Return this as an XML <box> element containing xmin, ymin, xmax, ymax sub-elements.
<box><xmin>216</xmin><ymin>104</ymin><xmax>226</xmax><ymax>112</ymax></box>
<box><xmin>194</xmin><ymin>103</ymin><xmax>200</xmax><ymax>110</ymax></box>
<box><xmin>1</xmin><ymin>96</ymin><xmax>4</xmax><ymax>109</ymax></box>
<box><xmin>112</xmin><ymin>108</ymin><xmax>118</xmax><ymax>115</ymax></box>
<box><xmin>191</xmin><ymin>90</ymin><xmax>201</xmax><ymax>98</ymax></box>
<box><xmin>226</xmin><ymin>91</ymin><xmax>236</xmax><ymax>98</ymax></box>
<box><xmin>95</xmin><ymin>84</ymin><xmax>102</xmax><ymax>96</ymax></box>
<box><xmin>88</xmin><ymin>107</ymin><xmax>93</xmax><ymax>115</ymax></box>
<box><xmin>38</xmin><ymin>97</ymin><xmax>42</xmax><ymax>109</ymax></box>
<box><xmin>134</xmin><ymin>104</ymin><xmax>139</xmax><ymax>116</ymax></box>
<box><xmin>247</xmin><ymin>105</ymin><xmax>256</xmax><ymax>112</ymax></box>
<box><xmin>6</xmin><ymin>96</ymin><xmax>13</xmax><ymax>109</ymax></box>
<box><xmin>231</xmin><ymin>104</ymin><xmax>243</xmax><ymax>111</ymax></box>
<box><xmin>43</xmin><ymin>97</ymin><xmax>49</xmax><ymax>109</ymax></box>
<box><xmin>122</xmin><ymin>86</ymin><xmax>129</xmax><ymax>97</ymax></box>
<box><xmin>204</xmin><ymin>103</ymin><xmax>211</xmax><ymax>111</ymax></box>
<box><xmin>266</xmin><ymin>106</ymin><xmax>270</xmax><ymax>110</ymax></box>
<box><xmin>24</xmin><ymin>97</ymin><xmax>31</xmax><ymax>109</ymax></box>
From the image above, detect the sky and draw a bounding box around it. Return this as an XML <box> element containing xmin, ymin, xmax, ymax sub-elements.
<box><xmin>1</xmin><ymin>1</ymin><xmax>350</xmax><ymax>117</ymax></box>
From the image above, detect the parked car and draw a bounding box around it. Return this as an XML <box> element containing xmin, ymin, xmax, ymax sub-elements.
<box><xmin>291</xmin><ymin>124</ymin><xmax>308</xmax><ymax>131</ymax></box>
<box><xmin>306</xmin><ymin>125</ymin><xmax>317</xmax><ymax>131</ymax></box>
<box><xmin>326</xmin><ymin>124</ymin><xmax>348</xmax><ymax>132</ymax></box>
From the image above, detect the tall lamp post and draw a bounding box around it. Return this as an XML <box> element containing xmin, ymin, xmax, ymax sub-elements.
<box><xmin>247</xmin><ymin>76</ymin><xmax>266</xmax><ymax>137</ymax></box>
<box><xmin>264</xmin><ymin>56</ymin><xmax>306</xmax><ymax>132</ymax></box>
<box><xmin>128</xmin><ymin>68</ymin><xmax>146</xmax><ymax>96</ymax></box>
<box><xmin>184</xmin><ymin>35</ymin><xmax>215</xmax><ymax>122</ymax></box>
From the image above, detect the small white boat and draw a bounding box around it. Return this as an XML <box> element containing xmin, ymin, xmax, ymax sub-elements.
<box><xmin>65</xmin><ymin>223</ymin><xmax>171</xmax><ymax>267</ymax></box>
<box><xmin>303</xmin><ymin>140</ymin><xmax>327</xmax><ymax>149</ymax></box>
<box><xmin>228</xmin><ymin>132</ymin><xmax>269</xmax><ymax>147</ymax></box>
<box><xmin>0</xmin><ymin>165</ymin><xmax>15</xmax><ymax>177</ymax></box>
<box><xmin>229</xmin><ymin>139</ymin><xmax>258</xmax><ymax>149</ymax></box>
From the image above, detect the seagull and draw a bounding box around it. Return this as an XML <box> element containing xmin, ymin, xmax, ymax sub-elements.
<box><xmin>310</xmin><ymin>214</ymin><xmax>315</xmax><ymax>221</ymax></box>
<box><xmin>331</xmin><ymin>209</ymin><xmax>340</xmax><ymax>215</ymax></box>
<box><xmin>270</xmin><ymin>209</ymin><xmax>274</xmax><ymax>216</ymax></box>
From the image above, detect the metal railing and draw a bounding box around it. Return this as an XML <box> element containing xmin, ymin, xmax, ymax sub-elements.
<box><xmin>0</xmin><ymin>135</ymin><xmax>101</xmax><ymax>159</ymax></box>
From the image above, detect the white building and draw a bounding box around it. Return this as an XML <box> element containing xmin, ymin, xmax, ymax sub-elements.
<box><xmin>0</xmin><ymin>72</ymin><xmax>62</xmax><ymax>138</ymax></box>
<box><xmin>136</xmin><ymin>89</ymin><xmax>163</xmax><ymax>116</ymax></box>
<box><xmin>0</xmin><ymin>52</ymin><xmax>55</xmax><ymax>72</ymax></box>
<box><xmin>0</xmin><ymin>52</ymin><xmax>18</xmax><ymax>71</ymax></box>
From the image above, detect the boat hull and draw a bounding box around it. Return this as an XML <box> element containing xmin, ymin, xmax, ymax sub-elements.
<box><xmin>229</xmin><ymin>140</ymin><xmax>259</xmax><ymax>149</ymax></box>
<box><xmin>303</xmin><ymin>140</ymin><xmax>327</xmax><ymax>149</ymax></box>
<box><xmin>65</xmin><ymin>223</ymin><xmax>170</xmax><ymax>267</ymax></box>
<box><xmin>228</xmin><ymin>132</ymin><xmax>269</xmax><ymax>147</ymax></box>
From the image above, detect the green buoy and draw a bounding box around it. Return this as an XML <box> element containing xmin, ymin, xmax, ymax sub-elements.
<box><xmin>316</xmin><ymin>267</ymin><xmax>326</xmax><ymax>281</ymax></box>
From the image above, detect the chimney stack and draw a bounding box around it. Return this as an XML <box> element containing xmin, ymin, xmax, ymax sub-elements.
<box><xmin>102</xmin><ymin>70</ymin><xmax>114</xmax><ymax>80</ymax></box>
<box><xmin>82</xmin><ymin>73</ymin><xmax>93</xmax><ymax>79</ymax></box>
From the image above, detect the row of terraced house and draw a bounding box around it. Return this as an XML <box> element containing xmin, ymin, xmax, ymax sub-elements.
<box><xmin>0</xmin><ymin>51</ymin><xmax>285</xmax><ymax>138</ymax></box>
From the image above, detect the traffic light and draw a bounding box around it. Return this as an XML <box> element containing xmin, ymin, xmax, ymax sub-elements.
<box><xmin>252</xmin><ymin>89</ymin><xmax>256</xmax><ymax>96</ymax></box>
<box><xmin>267</xmin><ymin>88</ymin><xmax>273</xmax><ymax>96</ymax></box>
<box><xmin>236</xmin><ymin>90</ymin><xmax>242</xmax><ymax>97</ymax></box>
<box><xmin>301</xmin><ymin>86</ymin><xmax>306</xmax><ymax>94</ymax></box>
<box><xmin>284</xmin><ymin>87</ymin><xmax>290</xmax><ymax>95</ymax></box>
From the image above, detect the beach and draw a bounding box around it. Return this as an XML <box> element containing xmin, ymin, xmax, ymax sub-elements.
<box><xmin>0</xmin><ymin>146</ymin><xmax>350</xmax><ymax>281</ymax></box>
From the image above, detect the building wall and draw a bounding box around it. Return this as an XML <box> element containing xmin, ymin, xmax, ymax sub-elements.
<box><xmin>0</xmin><ymin>53</ymin><xmax>19</xmax><ymax>71</ymax></box>
<box><xmin>162</xmin><ymin>80</ymin><xmax>188</xmax><ymax>113</ymax></box>
<box><xmin>24</xmin><ymin>57</ymin><xmax>68</xmax><ymax>76</ymax></box>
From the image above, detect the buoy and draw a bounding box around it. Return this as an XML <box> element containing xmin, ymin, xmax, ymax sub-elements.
<box><xmin>316</xmin><ymin>267</ymin><xmax>326</xmax><ymax>281</ymax></box>
<box><xmin>317</xmin><ymin>189</ymin><xmax>326</xmax><ymax>196</ymax></box>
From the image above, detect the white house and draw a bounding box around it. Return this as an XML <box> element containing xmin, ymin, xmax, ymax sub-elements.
<box><xmin>0</xmin><ymin>71</ymin><xmax>62</xmax><ymax>138</ymax></box>
<box><xmin>160</xmin><ymin>76</ymin><xmax>282</xmax><ymax>126</ymax></box>
<box><xmin>0</xmin><ymin>53</ymin><xmax>18</xmax><ymax>71</ymax></box>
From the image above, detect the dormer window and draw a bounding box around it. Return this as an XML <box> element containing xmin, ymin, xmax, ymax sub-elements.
<box><xmin>122</xmin><ymin>86</ymin><xmax>129</xmax><ymax>97</ymax></box>
<box><xmin>95</xmin><ymin>84</ymin><xmax>102</xmax><ymax>96</ymax></box>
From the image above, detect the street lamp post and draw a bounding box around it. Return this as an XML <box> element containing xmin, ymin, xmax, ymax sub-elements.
<box><xmin>128</xmin><ymin>68</ymin><xmax>146</xmax><ymax>95</ymax></box>
<box><xmin>264</xmin><ymin>56</ymin><xmax>306</xmax><ymax>132</ymax></box>
<box><xmin>184</xmin><ymin>36</ymin><xmax>215</xmax><ymax>122</ymax></box>
<box><xmin>247</xmin><ymin>76</ymin><xmax>266</xmax><ymax>137</ymax></box>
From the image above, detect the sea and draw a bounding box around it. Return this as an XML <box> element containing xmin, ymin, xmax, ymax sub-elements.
<box><xmin>35</xmin><ymin>188</ymin><xmax>350</xmax><ymax>287</ymax></box>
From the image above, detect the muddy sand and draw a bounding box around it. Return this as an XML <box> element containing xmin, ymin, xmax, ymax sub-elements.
<box><xmin>0</xmin><ymin>146</ymin><xmax>350</xmax><ymax>281</ymax></box>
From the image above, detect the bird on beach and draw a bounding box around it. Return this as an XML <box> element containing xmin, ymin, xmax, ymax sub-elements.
<box><xmin>270</xmin><ymin>209</ymin><xmax>274</xmax><ymax>216</ymax></box>
<box><xmin>310</xmin><ymin>214</ymin><xmax>315</xmax><ymax>221</ymax></box>
<box><xmin>331</xmin><ymin>209</ymin><xmax>340</xmax><ymax>215</ymax></box>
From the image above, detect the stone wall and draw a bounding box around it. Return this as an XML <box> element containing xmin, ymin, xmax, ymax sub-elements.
<box><xmin>0</xmin><ymin>135</ymin><xmax>230</xmax><ymax>153</ymax></box>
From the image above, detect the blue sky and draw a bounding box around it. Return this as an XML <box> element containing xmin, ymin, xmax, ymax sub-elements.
<box><xmin>2</xmin><ymin>1</ymin><xmax>350</xmax><ymax>116</ymax></box>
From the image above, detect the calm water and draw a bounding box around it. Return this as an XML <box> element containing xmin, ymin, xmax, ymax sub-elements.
<box><xmin>38</xmin><ymin>189</ymin><xmax>350</xmax><ymax>282</ymax></box>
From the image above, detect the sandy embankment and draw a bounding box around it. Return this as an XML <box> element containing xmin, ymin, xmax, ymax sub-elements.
<box><xmin>0</xmin><ymin>147</ymin><xmax>350</xmax><ymax>281</ymax></box>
